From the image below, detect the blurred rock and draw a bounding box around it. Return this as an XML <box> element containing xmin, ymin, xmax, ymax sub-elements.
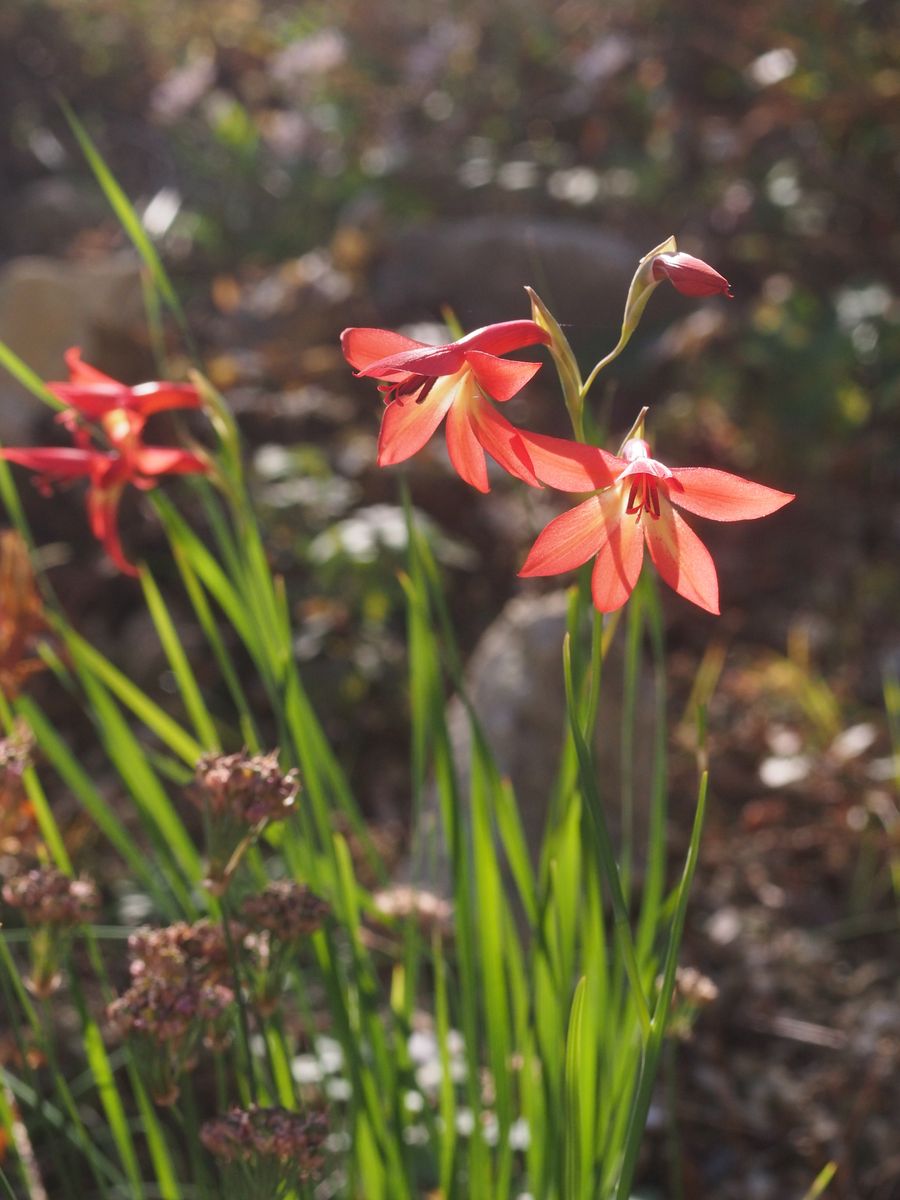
<box><xmin>0</xmin><ymin>252</ymin><xmax>145</xmax><ymax>442</ymax></box>
<box><xmin>403</xmin><ymin>590</ymin><xmax>655</xmax><ymax>895</ymax></box>
<box><xmin>373</xmin><ymin>217</ymin><xmax>642</xmax><ymax>328</ymax></box>
<box><xmin>7</xmin><ymin>178</ymin><xmax>108</xmax><ymax>257</ymax></box>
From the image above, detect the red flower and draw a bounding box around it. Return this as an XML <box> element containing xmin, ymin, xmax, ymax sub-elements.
<box><xmin>342</xmin><ymin>321</ymin><xmax>609</xmax><ymax>493</ymax></box>
<box><xmin>1</xmin><ymin>442</ymin><xmax>207</xmax><ymax>576</ymax></box>
<box><xmin>49</xmin><ymin>348</ymin><xmax>201</xmax><ymax>427</ymax></box>
<box><xmin>519</xmin><ymin>437</ymin><xmax>793</xmax><ymax>614</ymax></box>
<box><xmin>651</xmin><ymin>253</ymin><xmax>733</xmax><ymax>298</ymax></box>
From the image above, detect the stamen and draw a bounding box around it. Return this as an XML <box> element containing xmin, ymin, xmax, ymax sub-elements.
<box><xmin>414</xmin><ymin>377</ymin><xmax>436</xmax><ymax>405</ymax></box>
<box><xmin>380</xmin><ymin>375</ymin><xmax>433</xmax><ymax>407</ymax></box>
<box><xmin>647</xmin><ymin>481</ymin><xmax>660</xmax><ymax>519</ymax></box>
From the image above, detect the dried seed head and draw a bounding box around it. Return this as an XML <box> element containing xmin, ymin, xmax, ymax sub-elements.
<box><xmin>671</xmin><ymin>965</ymin><xmax>719</xmax><ymax>1008</ymax></box>
<box><xmin>0</xmin><ymin>723</ymin><xmax>39</xmax><ymax>862</ymax></box>
<box><xmin>109</xmin><ymin>919</ymin><xmax>236</xmax><ymax>1106</ymax></box>
<box><xmin>191</xmin><ymin>751</ymin><xmax>300</xmax><ymax>826</ymax></box>
<box><xmin>0</xmin><ymin>722</ymin><xmax>34</xmax><ymax>775</ymax></box>
<box><xmin>107</xmin><ymin>975</ymin><xmax>234</xmax><ymax>1048</ymax></box>
<box><xmin>658</xmin><ymin>965</ymin><xmax>720</xmax><ymax>1041</ymax></box>
<box><xmin>128</xmin><ymin>919</ymin><xmax>232</xmax><ymax>984</ymax></box>
<box><xmin>241</xmin><ymin>882</ymin><xmax>330</xmax><ymax>942</ymax></box>
<box><xmin>201</xmin><ymin>1105</ymin><xmax>327</xmax><ymax>1176</ymax></box>
<box><xmin>2</xmin><ymin>867</ymin><xmax>99</xmax><ymax>926</ymax></box>
<box><xmin>0</xmin><ymin>531</ymin><xmax>49</xmax><ymax>699</ymax></box>
<box><xmin>372</xmin><ymin>884</ymin><xmax>454</xmax><ymax>939</ymax></box>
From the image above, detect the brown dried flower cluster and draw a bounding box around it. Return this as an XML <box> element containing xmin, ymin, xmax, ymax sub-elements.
<box><xmin>2</xmin><ymin>867</ymin><xmax>99</xmax><ymax>927</ymax></box>
<box><xmin>128</xmin><ymin>919</ymin><xmax>232</xmax><ymax>984</ymax></box>
<box><xmin>201</xmin><ymin>1105</ymin><xmax>327</xmax><ymax>1176</ymax></box>
<box><xmin>108</xmin><ymin>919</ymin><xmax>237</xmax><ymax>1105</ymax></box>
<box><xmin>191</xmin><ymin>751</ymin><xmax>300</xmax><ymax>826</ymax></box>
<box><xmin>372</xmin><ymin>884</ymin><xmax>454</xmax><ymax>940</ymax></box>
<box><xmin>661</xmin><ymin>965</ymin><xmax>720</xmax><ymax>1041</ymax></box>
<box><xmin>241</xmin><ymin>881</ymin><xmax>330</xmax><ymax>943</ymax></box>
<box><xmin>672</xmin><ymin>965</ymin><xmax>719</xmax><ymax>1008</ymax></box>
<box><xmin>0</xmin><ymin>531</ymin><xmax>49</xmax><ymax>699</ymax></box>
<box><xmin>0</xmin><ymin>724</ymin><xmax>39</xmax><ymax>862</ymax></box>
<box><xmin>190</xmin><ymin>751</ymin><xmax>302</xmax><ymax>893</ymax></box>
<box><xmin>239</xmin><ymin>881</ymin><xmax>330</xmax><ymax>1013</ymax></box>
<box><xmin>107</xmin><ymin>976</ymin><xmax>233</xmax><ymax>1046</ymax></box>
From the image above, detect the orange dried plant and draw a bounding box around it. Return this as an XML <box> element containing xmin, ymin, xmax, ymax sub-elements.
<box><xmin>0</xmin><ymin>530</ymin><xmax>48</xmax><ymax>699</ymax></box>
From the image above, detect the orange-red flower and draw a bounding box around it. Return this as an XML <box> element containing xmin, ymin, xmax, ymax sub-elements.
<box><xmin>49</xmin><ymin>348</ymin><xmax>201</xmax><ymax>428</ymax></box>
<box><xmin>0</xmin><ymin>441</ymin><xmax>208</xmax><ymax>575</ymax></box>
<box><xmin>2</xmin><ymin>351</ymin><xmax>207</xmax><ymax>576</ymax></box>
<box><xmin>342</xmin><ymin>321</ymin><xmax>610</xmax><ymax>493</ymax></box>
<box><xmin>519</xmin><ymin>437</ymin><xmax>793</xmax><ymax>614</ymax></box>
<box><xmin>651</xmin><ymin>252</ymin><xmax>733</xmax><ymax>298</ymax></box>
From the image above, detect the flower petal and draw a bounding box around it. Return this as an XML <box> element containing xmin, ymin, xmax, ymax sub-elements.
<box><xmin>519</xmin><ymin>433</ymin><xmax>620</xmax><ymax>492</ymax></box>
<box><xmin>519</xmin><ymin>496</ymin><xmax>606</xmax><ymax>577</ymax></box>
<box><xmin>590</xmin><ymin>505</ymin><xmax>644</xmax><ymax>612</ymax></box>
<box><xmin>85</xmin><ymin>460</ymin><xmax>137</xmax><ymax>573</ymax></box>
<box><xmin>340</xmin><ymin>328</ymin><xmax>426</xmax><ymax>372</ymax></box>
<box><xmin>459</xmin><ymin>320</ymin><xmax>549</xmax><ymax>355</ymax></box>
<box><xmin>464</xmin><ymin>351</ymin><xmax>542</xmax><ymax>401</ymax></box>
<box><xmin>0</xmin><ymin>446</ymin><xmax>104</xmax><ymax>480</ymax></box>
<box><xmin>667</xmin><ymin>468</ymin><xmax>794</xmax><ymax>522</ymax></box>
<box><xmin>445</xmin><ymin>402</ymin><xmax>488</xmax><ymax>492</ymax></box>
<box><xmin>357</xmin><ymin>344</ymin><xmax>464</xmax><ymax>380</ymax></box>
<box><xmin>131</xmin><ymin>447</ymin><xmax>209</xmax><ymax>478</ymax></box>
<box><xmin>651</xmin><ymin>252</ymin><xmax>732</xmax><ymax>298</ymax></box>
<box><xmin>377</xmin><ymin>372</ymin><xmax>462</xmax><ymax>467</ymax></box>
<box><xmin>49</xmin><ymin>381</ymin><xmax>127</xmax><ymax>419</ymax></box>
<box><xmin>469</xmin><ymin>397</ymin><xmax>540</xmax><ymax>487</ymax></box>
<box><xmin>63</xmin><ymin>347</ymin><xmax>118</xmax><ymax>386</ymax></box>
<box><xmin>129</xmin><ymin>382</ymin><xmax>202</xmax><ymax>415</ymax></box>
<box><xmin>644</xmin><ymin>499</ymin><xmax>719</xmax><ymax>614</ymax></box>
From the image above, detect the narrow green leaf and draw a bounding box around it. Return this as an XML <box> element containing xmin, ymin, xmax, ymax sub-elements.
<box><xmin>564</xmin><ymin>976</ymin><xmax>588</xmax><ymax>1199</ymax></box>
<box><xmin>140</xmin><ymin>566</ymin><xmax>220</xmax><ymax>750</ymax></box>
<box><xmin>60</xmin><ymin>101</ymin><xmax>183</xmax><ymax>321</ymax></box>
<box><xmin>614</xmin><ymin>772</ymin><xmax>708</xmax><ymax>1200</ymax></box>
<box><xmin>76</xmin><ymin>669</ymin><xmax>201</xmax><ymax>899</ymax></box>
<box><xmin>801</xmin><ymin>1162</ymin><xmax>838</xmax><ymax>1200</ymax></box>
<box><xmin>0</xmin><ymin>340</ymin><xmax>63</xmax><ymax>411</ymax></box>
<box><xmin>16</xmin><ymin>696</ymin><xmax>179</xmax><ymax>916</ymax></box>
<box><xmin>81</xmin><ymin>1019</ymin><xmax>145</xmax><ymax>1197</ymax></box>
<box><xmin>562</xmin><ymin>634</ymin><xmax>651</xmax><ymax>1038</ymax></box>
<box><xmin>62</xmin><ymin>624</ymin><xmax>204</xmax><ymax>766</ymax></box>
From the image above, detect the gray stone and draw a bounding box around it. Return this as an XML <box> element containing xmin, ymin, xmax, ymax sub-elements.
<box><xmin>404</xmin><ymin>590</ymin><xmax>655</xmax><ymax>895</ymax></box>
<box><xmin>0</xmin><ymin>252</ymin><xmax>145</xmax><ymax>443</ymax></box>
<box><xmin>373</xmin><ymin>217</ymin><xmax>643</xmax><ymax>329</ymax></box>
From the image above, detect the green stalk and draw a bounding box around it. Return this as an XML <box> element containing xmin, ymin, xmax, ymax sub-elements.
<box><xmin>614</xmin><ymin>771</ymin><xmax>708</xmax><ymax>1200</ymax></box>
<box><xmin>563</xmin><ymin>636</ymin><xmax>651</xmax><ymax>1038</ymax></box>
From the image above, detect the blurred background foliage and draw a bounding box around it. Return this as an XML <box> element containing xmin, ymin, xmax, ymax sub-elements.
<box><xmin>2</xmin><ymin>0</ymin><xmax>898</xmax><ymax>447</ymax></box>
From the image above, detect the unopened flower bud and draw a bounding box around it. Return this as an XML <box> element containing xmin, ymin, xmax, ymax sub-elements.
<box><xmin>651</xmin><ymin>252</ymin><xmax>733</xmax><ymax>298</ymax></box>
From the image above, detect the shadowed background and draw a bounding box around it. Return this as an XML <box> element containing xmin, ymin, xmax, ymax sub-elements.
<box><xmin>0</xmin><ymin>1</ymin><xmax>898</xmax><ymax>1197</ymax></box>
